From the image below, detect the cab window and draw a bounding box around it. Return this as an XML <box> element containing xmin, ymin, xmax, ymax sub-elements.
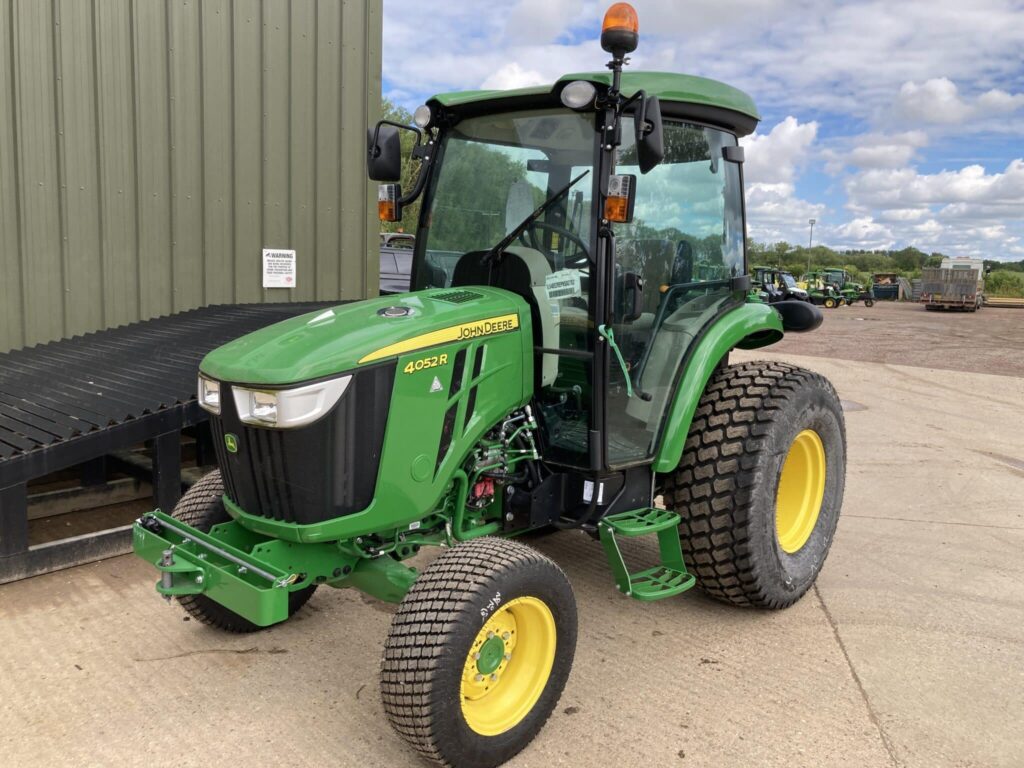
<box><xmin>606</xmin><ymin>120</ymin><xmax>744</xmax><ymax>465</ymax></box>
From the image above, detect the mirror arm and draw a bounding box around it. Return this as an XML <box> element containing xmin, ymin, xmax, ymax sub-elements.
<box><xmin>398</xmin><ymin>137</ymin><xmax>435</xmax><ymax>207</ymax></box>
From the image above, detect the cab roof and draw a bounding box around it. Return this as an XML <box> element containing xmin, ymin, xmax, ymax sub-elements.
<box><xmin>430</xmin><ymin>71</ymin><xmax>760</xmax><ymax>135</ymax></box>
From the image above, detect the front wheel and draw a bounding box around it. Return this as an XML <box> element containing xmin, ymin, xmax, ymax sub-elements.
<box><xmin>823</xmin><ymin>297</ymin><xmax>837</xmax><ymax>308</ymax></box>
<box><xmin>381</xmin><ymin>537</ymin><xmax>577</xmax><ymax>768</ymax></box>
<box><xmin>864</xmin><ymin>298</ymin><xmax>875</xmax><ymax>307</ymax></box>
<box><xmin>660</xmin><ymin>361</ymin><xmax>846</xmax><ymax>608</ymax></box>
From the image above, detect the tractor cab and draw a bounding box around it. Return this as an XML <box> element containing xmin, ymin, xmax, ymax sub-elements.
<box><xmin>370</xmin><ymin>70</ymin><xmax>760</xmax><ymax>472</ymax></box>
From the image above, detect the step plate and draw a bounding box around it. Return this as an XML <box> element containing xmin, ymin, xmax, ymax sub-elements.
<box><xmin>601</xmin><ymin>507</ymin><xmax>681</xmax><ymax>537</ymax></box>
<box><xmin>628</xmin><ymin>566</ymin><xmax>696</xmax><ymax>602</ymax></box>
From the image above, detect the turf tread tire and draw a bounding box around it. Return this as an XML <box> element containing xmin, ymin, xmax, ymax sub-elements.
<box><xmin>172</xmin><ymin>470</ymin><xmax>316</xmax><ymax>632</ymax></box>
<box><xmin>380</xmin><ymin>537</ymin><xmax>577</xmax><ymax>768</ymax></box>
<box><xmin>660</xmin><ymin>360</ymin><xmax>846</xmax><ymax>609</ymax></box>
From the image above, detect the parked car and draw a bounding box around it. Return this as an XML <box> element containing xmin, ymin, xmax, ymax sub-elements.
<box><xmin>380</xmin><ymin>233</ymin><xmax>414</xmax><ymax>294</ymax></box>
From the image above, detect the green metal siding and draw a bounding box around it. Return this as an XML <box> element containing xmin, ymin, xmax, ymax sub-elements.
<box><xmin>0</xmin><ymin>0</ymin><xmax>382</xmax><ymax>353</ymax></box>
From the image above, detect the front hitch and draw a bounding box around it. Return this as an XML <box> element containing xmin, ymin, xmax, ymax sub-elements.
<box><xmin>133</xmin><ymin>510</ymin><xmax>419</xmax><ymax>625</ymax></box>
<box><xmin>134</xmin><ymin>510</ymin><xmax>317</xmax><ymax>626</ymax></box>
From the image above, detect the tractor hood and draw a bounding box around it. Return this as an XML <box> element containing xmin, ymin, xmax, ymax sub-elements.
<box><xmin>200</xmin><ymin>287</ymin><xmax>529</xmax><ymax>386</ymax></box>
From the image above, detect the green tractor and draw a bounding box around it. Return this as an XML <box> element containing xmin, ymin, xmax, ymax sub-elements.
<box><xmin>752</xmin><ymin>265</ymin><xmax>811</xmax><ymax>303</ymax></box>
<box><xmin>132</xmin><ymin>5</ymin><xmax>845</xmax><ymax>767</ymax></box>
<box><xmin>822</xmin><ymin>268</ymin><xmax>875</xmax><ymax>307</ymax></box>
<box><xmin>799</xmin><ymin>270</ymin><xmax>847</xmax><ymax>308</ymax></box>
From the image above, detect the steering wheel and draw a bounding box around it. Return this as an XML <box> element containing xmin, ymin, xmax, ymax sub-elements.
<box><xmin>522</xmin><ymin>221</ymin><xmax>590</xmax><ymax>269</ymax></box>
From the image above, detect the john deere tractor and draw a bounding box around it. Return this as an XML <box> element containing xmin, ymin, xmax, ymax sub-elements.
<box><xmin>800</xmin><ymin>270</ymin><xmax>847</xmax><ymax>308</ymax></box>
<box><xmin>753</xmin><ymin>265</ymin><xmax>811</xmax><ymax>303</ymax></box>
<box><xmin>822</xmin><ymin>268</ymin><xmax>875</xmax><ymax>307</ymax></box>
<box><xmin>132</xmin><ymin>5</ymin><xmax>845</xmax><ymax>766</ymax></box>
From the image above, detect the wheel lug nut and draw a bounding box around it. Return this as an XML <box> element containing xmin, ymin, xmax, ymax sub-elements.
<box><xmin>473</xmin><ymin>652</ymin><xmax>481</xmax><ymax>660</ymax></box>
<box><xmin>504</xmin><ymin>653</ymin><xmax>512</xmax><ymax>660</ymax></box>
<box><xmin>502</xmin><ymin>632</ymin><xmax>510</xmax><ymax>640</ymax></box>
<box><xmin>487</xmin><ymin>631</ymin><xmax>494</xmax><ymax>639</ymax></box>
<box><xmin>475</xmin><ymin>674</ymin><xmax>484</xmax><ymax>682</ymax></box>
<box><xmin>490</xmin><ymin>674</ymin><xmax>498</xmax><ymax>681</ymax></box>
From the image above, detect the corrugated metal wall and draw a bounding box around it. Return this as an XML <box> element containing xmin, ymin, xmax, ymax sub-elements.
<box><xmin>0</xmin><ymin>0</ymin><xmax>382</xmax><ymax>353</ymax></box>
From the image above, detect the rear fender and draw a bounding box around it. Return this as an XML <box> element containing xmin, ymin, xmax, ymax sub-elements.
<box><xmin>653</xmin><ymin>302</ymin><xmax>784</xmax><ymax>473</ymax></box>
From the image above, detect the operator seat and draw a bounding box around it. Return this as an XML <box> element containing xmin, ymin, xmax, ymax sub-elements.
<box><xmin>452</xmin><ymin>247</ymin><xmax>560</xmax><ymax>387</ymax></box>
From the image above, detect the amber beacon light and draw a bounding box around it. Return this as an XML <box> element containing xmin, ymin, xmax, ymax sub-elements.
<box><xmin>601</xmin><ymin>3</ymin><xmax>639</xmax><ymax>57</ymax></box>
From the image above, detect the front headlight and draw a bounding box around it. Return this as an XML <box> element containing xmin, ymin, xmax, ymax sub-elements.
<box><xmin>249</xmin><ymin>391</ymin><xmax>278</xmax><ymax>424</ymax></box>
<box><xmin>198</xmin><ymin>375</ymin><xmax>221</xmax><ymax>414</ymax></box>
<box><xmin>232</xmin><ymin>375</ymin><xmax>352</xmax><ymax>429</ymax></box>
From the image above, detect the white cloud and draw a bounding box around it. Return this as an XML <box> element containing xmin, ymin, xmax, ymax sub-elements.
<box><xmin>837</xmin><ymin>159</ymin><xmax>1024</xmax><ymax>255</ymax></box>
<box><xmin>742</xmin><ymin>117</ymin><xmax>818</xmax><ymax>185</ymax></box>
<box><xmin>830</xmin><ymin>217</ymin><xmax>896</xmax><ymax>250</ymax></box>
<box><xmin>895</xmin><ymin>78</ymin><xmax>1024</xmax><ymax>125</ymax></box>
<box><xmin>479</xmin><ymin>62</ymin><xmax>549</xmax><ymax>91</ymax></box>
<box><xmin>823</xmin><ymin>131</ymin><xmax>930</xmax><ymax>174</ymax></box>
<box><xmin>845</xmin><ymin>159</ymin><xmax>1024</xmax><ymax>209</ymax></box>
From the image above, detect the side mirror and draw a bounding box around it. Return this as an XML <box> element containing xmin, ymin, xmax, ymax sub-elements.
<box><xmin>621</xmin><ymin>271</ymin><xmax>644</xmax><ymax>322</ymax></box>
<box><xmin>367</xmin><ymin>123</ymin><xmax>402</xmax><ymax>182</ymax></box>
<box><xmin>635</xmin><ymin>94</ymin><xmax>664</xmax><ymax>174</ymax></box>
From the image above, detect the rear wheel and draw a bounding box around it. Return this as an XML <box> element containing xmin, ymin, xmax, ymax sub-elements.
<box><xmin>660</xmin><ymin>361</ymin><xmax>846</xmax><ymax>608</ymax></box>
<box><xmin>823</xmin><ymin>297</ymin><xmax>836</xmax><ymax>308</ymax></box>
<box><xmin>171</xmin><ymin>470</ymin><xmax>316</xmax><ymax>632</ymax></box>
<box><xmin>864</xmin><ymin>298</ymin><xmax>874</xmax><ymax>307</ymax></box>
<box><xmin>381</xmin><ymin>537</ymin><xmax>577</xmax><ymax>768</ymax></box>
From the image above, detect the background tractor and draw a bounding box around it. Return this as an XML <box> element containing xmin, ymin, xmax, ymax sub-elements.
<box><xmin>799</xmin><ymin>270</ymin><xmax>848</xmax><ymax>308</ymax></box>
<box><xmin>132</xmin><ymin>5</ymin><xmax>846</xmax><ymax>767</ymax></box>
<box><xmin>753</xmin><ymin>265</ymin><xmax>811</xmax><ymax>303</ymax></box>
<box><xmin>821</xmin><ymin>268</ymin><xmax>875</xmax><ymax>307</ymax></box>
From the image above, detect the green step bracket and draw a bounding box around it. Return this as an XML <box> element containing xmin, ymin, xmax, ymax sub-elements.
<box><xmin>598</xmin><ymin>507</ymin><xmax>696</xmax><ymax>601</ymax></box>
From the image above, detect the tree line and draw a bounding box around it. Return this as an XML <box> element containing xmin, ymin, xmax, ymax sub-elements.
<box><xmin>748</xmin><ymin>241</ymin><xmax>1024</xmax><ymax>297</ymax></box>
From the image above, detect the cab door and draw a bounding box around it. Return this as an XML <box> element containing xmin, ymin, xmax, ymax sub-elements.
<box><xmin>603</xmin><ymin>118</ymin><xmax>747</xmax><ymax>466</ymax></box>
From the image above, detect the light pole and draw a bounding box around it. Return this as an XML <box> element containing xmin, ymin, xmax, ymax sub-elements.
<box><xmin>807</xmin><ymin>218</ymin><xmax>816</xmax><ymax>275</ymax></box>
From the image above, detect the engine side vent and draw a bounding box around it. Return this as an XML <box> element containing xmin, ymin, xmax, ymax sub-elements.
<box><xmin>449</xmin><ymin>349</ymin><xmax>467</xmax><ymax>397</ymax></box>
<box><xmin>436</xmin><ymin>403</ymin><xmax>458</xmax><ymax>473</ymax></box>
<box><xmin>463</xmin><ymin>345</ymin><xmax>486</xmax><ymax>434</ymax></box>
<box><xmin>433</xmin><ymin>290</ymin><xmax>483</xmax><ymax>304</ymax></box>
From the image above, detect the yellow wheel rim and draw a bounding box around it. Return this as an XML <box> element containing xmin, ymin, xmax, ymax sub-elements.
<box><xmin>775</xmin><ymin>429</ymin><xmax>827</xmax><ymax>554</ymax></box>
<box><xmin>460</xmin><ymin>596</ymin><xmax>556</xmax><ymax>736</ymax></box>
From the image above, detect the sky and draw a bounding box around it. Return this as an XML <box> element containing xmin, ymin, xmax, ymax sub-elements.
<box><xmin>381</xmin><ymin>0</ymin><xmax>1024</xmax><ymax>260</ymax></box>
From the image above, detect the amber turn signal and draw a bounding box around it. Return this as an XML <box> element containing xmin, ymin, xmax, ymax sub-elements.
<box><xmin>604</xmin><ymin>196</ymin><xmax>629</xmax><ymax>223</ymax></box>
<box><xmin>604</xmin><ymin>174</ymin><xmax>636</xmax><ymax>223</ymax></box>
<box><xmin>378</xmin><ymin>183</ymin><xmax>401</xmax><ymax>222</ymax></box>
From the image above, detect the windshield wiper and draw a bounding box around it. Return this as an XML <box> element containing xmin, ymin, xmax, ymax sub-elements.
<box><xmin>483</xmin><ymin>170</ymin><xmax>589</xmax><ymax>264</ymax></box>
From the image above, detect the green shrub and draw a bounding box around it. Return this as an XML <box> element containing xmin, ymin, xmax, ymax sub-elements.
<box><xmin>986</xmin><ymin>270</ymin><xmax>1024</xmax><ymax>298</ymax></box>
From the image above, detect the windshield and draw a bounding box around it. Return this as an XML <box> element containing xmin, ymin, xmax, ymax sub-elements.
<box><xmin>781</xmin><ymin>273</ymin><xmax>797</xmax><ymax>288</ymax></box>
<box><xmin>413</xmin><ymin>108</ymin><xmax>597</xmax><ymax>289</ymax></box>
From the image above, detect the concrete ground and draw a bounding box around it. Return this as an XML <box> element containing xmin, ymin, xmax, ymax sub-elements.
<box><xmin>2</xmin><ymin>350</ymin><xmax>1023</xmax><ymax>768</ymax></box>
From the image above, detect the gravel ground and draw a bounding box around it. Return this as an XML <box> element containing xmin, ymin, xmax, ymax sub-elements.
<box><xmin>767</xmin><ymin>300</ymin><xmax>1024</xmax><ymax>377</ymax></box>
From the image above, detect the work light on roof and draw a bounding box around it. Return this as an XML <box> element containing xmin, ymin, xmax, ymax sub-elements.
<box><xmin>560</xmin><ymin>80</ymin><xmax>597</xmax><ymax>109</ymax></box>
<box><xmin>413</xmin><ymin>104</ymin><xmax>432</xmax><ymax>129</ymax></box>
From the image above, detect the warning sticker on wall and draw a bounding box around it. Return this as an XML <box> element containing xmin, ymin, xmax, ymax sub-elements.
<box><xmin>262</xmin><ymin>249</ymin><xmax>296</xmax><ymax>288</ymax></box>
